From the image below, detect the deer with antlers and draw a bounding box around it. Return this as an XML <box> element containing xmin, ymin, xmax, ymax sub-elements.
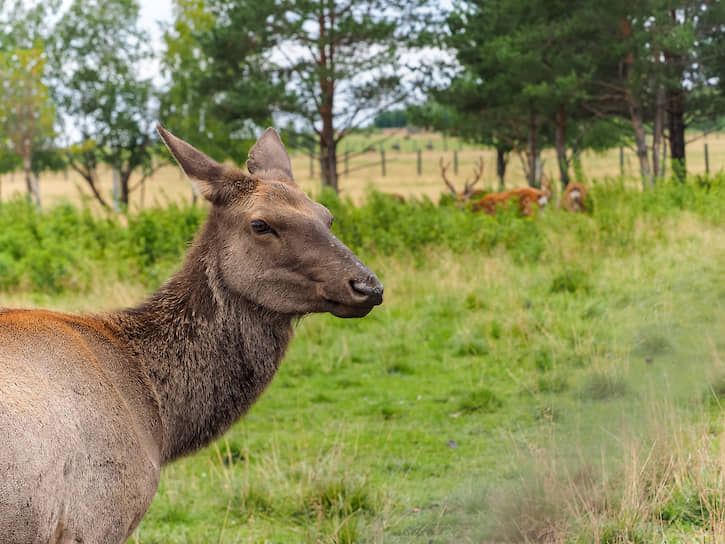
<box><xmin>440</xmin><ymin>157</ymin><xmax>551</xmax><ymax>217</ymax></box>
<box><xmin>440</xmin><ymin>156</ymin><xmax>486</xmax><ymax>204</ymax></box>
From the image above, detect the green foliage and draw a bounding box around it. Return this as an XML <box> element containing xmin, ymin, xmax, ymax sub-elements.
<box><xmin>550</xmin><ymin>267</ymin><xmax>590</xmax><ymax>294</ymax></box>
<box><xmin>457</xmin><ymin>388</ymin><xmax>502</xmax><ymax>414</ymax></box>
<box><xmin>318</xmin><ymin>188</ymin><xmax>546</xmax><ymax>263</ymax></box>
<box><xmin>582</xmin><ymin>369</ymin><xmax>629</xmax><ymax>401</ymax></box>
<box><xmin>165</xmin><ymin>0</ymin><xmax>436</xmax><ymax>190</ymax></box>
<box><xmin>3</xmin><ymin>172</ymin><xmax>725</xmax><ymax>296</ymax></box>
<box><xmin>0</xmin><ymin>43</ymin><xmax>56</xmax><ymax>205</ymax></box>
<box><xmin>374</xmin><ymin>109</ymin><xmax>408</xmax><ymax>129</ymax></box>
<box><xmin>0</xmin><ymin>200</ymin><xmax>205</xmax><ymax>294</ymax></box>
<box><xmin>0</xmin><ymin>149</ymin><xmax>21</xmax><ymax>175</ymax></box>
<box><xmin>48</xmin><ymin>0</ymin><xmax>157</xmax><ymax>208</ymax></box>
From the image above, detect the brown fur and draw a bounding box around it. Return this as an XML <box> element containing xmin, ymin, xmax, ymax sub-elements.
<box><xmin>0</xmin><ymin>125</ymin><xmax>383</xmax><ymax>543</ymax></box>
<box><xmin>474</xmin><ymin>186</ymin><xmax>549</xmax><ymax>217</ymax></box>
<box><xmin>440</xmin><ymin>157</ymin><xmax>552</xmax><ymax>217</ymax></box>
<box><xmin>559</xmin><ymin>182</ymin><xmax>590</xmax><ymax>213</ymax></box>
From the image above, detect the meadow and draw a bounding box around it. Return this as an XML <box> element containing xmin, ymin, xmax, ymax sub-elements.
<box><xmin>1</xmin><ymin>130</ymin><xmax>724</xmax><ymax>209</ymax></box>
<box><xmin>2</xmin><ymin>173</ymin><xmax>725</xmax><ymax>542</ymax></box>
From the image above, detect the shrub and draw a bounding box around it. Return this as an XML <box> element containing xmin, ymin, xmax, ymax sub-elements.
<box><xmin>2</xmin><ymin>172</ymin><xmax>725</xmax><ymax>294</ymax></box>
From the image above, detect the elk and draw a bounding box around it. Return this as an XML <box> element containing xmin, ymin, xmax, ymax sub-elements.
<box><xmin>475</xmin><ymin>185</ymin><xmax>549</xmax><ymax>217</ymax></box>
<box><xmin>440</xmin><ymin>156</ymin><xmax>486</xmax><ymax>204</ymax></box>
<box><xmin>0</xmin><ymin>125</ymin><xmax>383</xmax><ymax>544</ymax></box>
<box><xmin>441</xmin><ymin>157</ymin><xmax>551</xmax><ymax>217</ymax></box>
<box><xmin>475</xmin><ymin>174</ymin><xmax>553</xmax><ymax>217</ymax></box>
<box><xmin>559</xmin><ymin>181</ymin><xmax>590</xmax><ymax>213</ymax></box>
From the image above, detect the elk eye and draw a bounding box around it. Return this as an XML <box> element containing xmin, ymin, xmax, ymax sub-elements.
<box><xmin>251</xmin><ymin>219</ymin><xmax>273</xmax><ymax>235</ymax></box>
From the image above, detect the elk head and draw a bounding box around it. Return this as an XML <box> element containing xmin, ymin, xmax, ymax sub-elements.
<box><xmin>157</xmin><ymin>124</ymin><xmax>383</xmax><ymax>318</ymax></box>
<box><xmin>440</xmin><ymin>156</ymin><xmax>485</xmax><ymax>205</ymax></box>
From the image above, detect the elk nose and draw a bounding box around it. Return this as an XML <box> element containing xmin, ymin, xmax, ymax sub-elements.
<box><xmin>350</xmin><ymin>279</ymin><xmax>384</xmax><ymax>306</ymax></box>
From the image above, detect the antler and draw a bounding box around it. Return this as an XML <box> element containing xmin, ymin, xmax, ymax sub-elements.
<box><xmin>463</xmin><ymin>156</ymin><xmax>484</xmax><ymax>197</ymax></box>
<box><xmin>439</xmin><ymin>157</ymin><xmax>458</xmax><ymax>196</ymax></box>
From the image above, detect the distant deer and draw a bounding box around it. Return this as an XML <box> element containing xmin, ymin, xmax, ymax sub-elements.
<box><xmin>475</xmin><ymin>185</ymin><xmax>549</xmax><ymax>217</ymax></box>
<box><xmin>0</xmin><ymin>125</ymin><xmax>383</xmax><ymax>544</ymax></box>
<box><xmin>440</xmin><ymin>156</ymin><xmax>486</xmax><ymax>204</ymax></box>
<box><xmin>559</xmin><ymin>181</ymin><xmax>590</xmax><ymax>213</ymax></box>
<box><xmin>441</xmin><ymin>157</ymin><xmax>551</xmax><ymax>217</ymax></box>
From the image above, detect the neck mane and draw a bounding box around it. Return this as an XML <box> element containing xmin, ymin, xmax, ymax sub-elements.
<box><xmin>109</xmin><ymin>226</ymin><xmax>294</xmax><ymax>463</ymax></box>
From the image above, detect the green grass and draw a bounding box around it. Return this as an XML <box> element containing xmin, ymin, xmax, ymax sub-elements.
<box><xmin>125</xmin><ymin>230</ymin><xmax>725</xmax><ymax>543</ymax></box>
<box><xmin>3</xmin><ymin>176</ymin><xmax>725</xmax><ymax>542</ymax></box>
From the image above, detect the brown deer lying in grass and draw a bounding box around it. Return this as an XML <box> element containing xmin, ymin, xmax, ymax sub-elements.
<box><xmin>0</xmin><ymin>125</ymin><xmax>383</xmax><ymax>544</ymax></box>
<box><xmin>475</xmin><ymin>185</ymin><xmax>550</xmax><ymax>216</ymax></box>
<box><xmin>440</xmin><ymin>157</ymin><xmax>551</xmax><ymax>217</ymax></box>
<box><xmin>559</xmin><ymin>181</ymin><xmax>590</xmax><ymax>213</ymax></box>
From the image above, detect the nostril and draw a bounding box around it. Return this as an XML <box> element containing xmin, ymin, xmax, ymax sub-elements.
<box><xmin>350</xmin><ymin>280</ymin><xmax>384</xmax><ymax>303</ymax></box>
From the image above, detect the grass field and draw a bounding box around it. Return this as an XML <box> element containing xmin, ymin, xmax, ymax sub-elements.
<box><xmin>1</xmin><ymin>131</ymin><xmax>724</xmax><ymax>210</ymax></box>
<box><xmin>2</xmin><ymin>176</ymin><xmax>725</xmax><ymax>542</ymax></box>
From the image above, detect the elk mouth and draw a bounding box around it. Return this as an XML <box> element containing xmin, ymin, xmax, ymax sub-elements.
<box><xmin>321</xmin><ymin>280</ymin><xmax>384</xmax><ymax>318</ymax></box>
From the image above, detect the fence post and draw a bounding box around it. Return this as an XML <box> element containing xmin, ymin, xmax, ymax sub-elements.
<box><xmin>417</xmin><ymin>149</ymin><xmax>422</xmax><ymax>175</ymax></box>
<box><xmin>309</xmin><ymin>146</ymin><xmax>314</xmax><ymax>177</ymax></box>
<box><xmin>454</xmin><ymin>150</ymin><xmax>458</xmax><ymax>175</ymax></box>
<box><xmin>381</xmin><ymin>148</ymin><xmax>386</xmax><ymax>177</ymax></box>
<box><xmin>619</xmin><ymin>146</ymin><xmax>624</xmax><ymax>176</ymax></box>
<box><xmin>345</xmin><ymin>150</ymin><xmax>349</xmax><ymax>176</ymax></box>
<box><xmin>443</xmin><ymin>135</ymin><xmax>447</xmax><ymax>151</ymax></box>
<box><xmin>705</xmin><ymin>143</ymin><xmax>710</xmax><ymax>175</ymax></box>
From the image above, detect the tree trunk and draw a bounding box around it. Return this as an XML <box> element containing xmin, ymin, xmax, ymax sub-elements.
<box><xmin>667</xmin><ymin>86</ymin><xmax>686</xmax><ymax>181</ymax></box>
<box><xmin>68</xmin><ymin>157</ymin><xmax>111</xmax><ymax>210</ymax></box>
<box><xmin>32</xmin><ymin>172</ymin><xmax>41</xmax><ymax>208</ymax></box>
<box><xmin>319</xmin><ymin>134</ymin><xmax>339</xmax><ymax>193</ymax></box>
<box><xmin>665</xmin><ymin>10</ymin><xmax>686</xmax><ymax>182</ymax></box>
<box><xmin>555</xmin><ymin>104</ymin><xmax>570</xmax><ymax>189</ymax></box>
<box><xmin>627</xmin><ymin>92</ymin><xmax>653</xmax><ymax>187</ymax></box>
<box><xmin>317</xmin><ymin>9</ymin><xmax>338</xmax><ymax>193</ymax></box>
<box><xmin>496</xmin><ymin>148</ymin><xmax>507</xmax><ymax>190</ymax></box>
<box><xmin>527</xmin><ymin>111</ymin><xmax>538</xmax><ymax>187</ymax></box>
<box><xmin>112</xmin><ymin>169</ymin><xmax>121</xmax><ymax>213</ymax></box>
<box><xmin>120</xmin><ymin>169</ymin><xmax>131</xmax><ymax>209</ymax></box>
<box><xmin>652</xmin><ymin>83</ymin><xmax>665</xmax><ymax>181</ymax></box>
<box><xmin>22</xmin><ymin>155</ymin><xmax>35</xmax><ymax>205</ymax></box>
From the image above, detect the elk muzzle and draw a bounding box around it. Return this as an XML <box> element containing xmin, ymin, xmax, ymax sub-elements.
<box><xmin>315</xmin><ymin>237</ymin><xmax>384</xmax><ymax>318</ymax></box>
<box><xmin>321</xmin><ymin>273</ymin><xmax>383</xmax><ymax>318</ymax></box>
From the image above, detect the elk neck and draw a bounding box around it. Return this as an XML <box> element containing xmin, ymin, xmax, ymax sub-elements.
<box><xmin>109</xmin><ymin>220</ymin><xmax>295</xmax><ymax>464</ymax></box>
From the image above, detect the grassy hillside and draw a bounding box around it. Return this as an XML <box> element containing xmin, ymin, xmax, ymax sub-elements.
<box><xmin>2</xmin><ymin>176</ymin><xmax>725</xmax><ymax>542</ymax></box>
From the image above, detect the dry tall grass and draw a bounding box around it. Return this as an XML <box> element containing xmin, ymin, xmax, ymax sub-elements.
<box><xmin>2</xmin><ymin>132</ymin><xmax>724</xmax><ymax>211</ymax></box>
<box><xmin>478</xmin><ymin>349</ymin><xmax>725</xmax><ymax>543</ymax></box>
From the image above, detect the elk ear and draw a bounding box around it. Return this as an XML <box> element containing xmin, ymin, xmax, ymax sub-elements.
<box><xmin>246</xmin><ymin>128</ymin><xmax>296</xmax><ymax>185</ymax></box>
<box><xmin>157</xmin><ymin>123</ymin><xmax>254</xmax><ymax>204</ymax></box>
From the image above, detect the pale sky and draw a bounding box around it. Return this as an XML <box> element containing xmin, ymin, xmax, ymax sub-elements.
<box><xmin>138</xmin><ymin>0</ymin><xmax>173</xmax><ymax>49</ymax></box>
<box><xmin>135</xmin><ymin>0</ymin><xmax>174</xmax><ymax>83</ymax></box>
